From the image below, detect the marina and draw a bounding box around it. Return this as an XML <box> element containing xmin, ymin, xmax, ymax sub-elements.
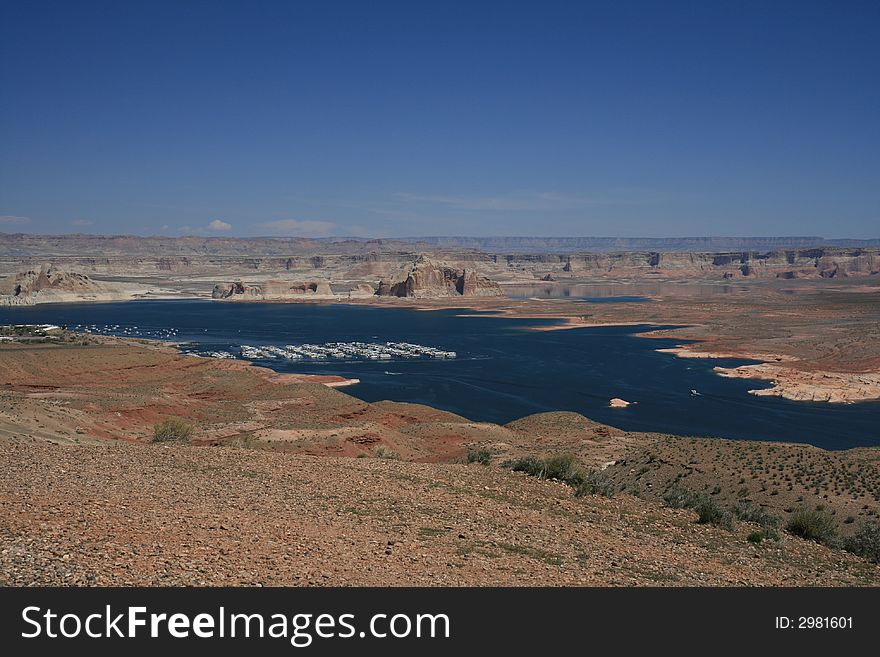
<box><xmin>235</xmin><ymin>341</ymin><xmax>456</xmax><ymax>362</ymax></box>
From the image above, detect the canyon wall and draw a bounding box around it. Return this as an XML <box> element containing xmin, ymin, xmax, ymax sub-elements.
<box><xmin>0</xmin><ymin>247</ymin><xmax>877</xmax><ymax>283</ymax></box>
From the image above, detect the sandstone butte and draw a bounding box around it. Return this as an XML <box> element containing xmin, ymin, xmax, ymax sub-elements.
<box><xmin>0</xmin><ymin>264</ymin><xmax>149</xmax><ymax>306</ymax></box>
<box><xmin>374</xmin><ymin>255</ymin><xmax>504</xmax><ymax>298</ymax></box>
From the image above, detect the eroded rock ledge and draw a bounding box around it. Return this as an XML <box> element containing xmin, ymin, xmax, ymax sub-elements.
<box><xmin>0</xmin><ymin>265</ymin><xmax>146</xmax><ymax>306</ymax></box>
<box><xmin>659</xmin><ymin>345</ymin><xmax>880</xmax><ymax>403</ymax></box>
<box><xmin>714</xmin><ymin>364</ymin><xmax>880</xmax><ymax>404</ymax></box>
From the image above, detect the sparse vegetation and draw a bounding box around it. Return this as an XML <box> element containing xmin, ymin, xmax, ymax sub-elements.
<box><xmin>573</xmin><ymin>471</ymin><xmax>616</xmax><ymax>497</ymax></box>
<box><xmin>786</xmin><ymin>505</ymin><xmax>839</xmax><ymax>545</ymax></box>
<box><xmin>467</xmin><ymin>447</ymin><xmax>492</xmax><ymax>465</ymax></box>
<box><xmin>227</xmin><ymin>432</ymin><xmax>255</xmax><ymax>448</ymax></box>
<box><xmin>152</xmin><ymin>417</ymin><xmax>195</xmax><ymax>444</ymax></box>
<box><xmin>731</xmin><ymin>498</ymin><xmax>780</xmax><ymax>528</ymax></box>
<box><xmin>375</xmin><ymin>446</ymin><xmax>401</xmax><ymax>460</ymax></box>
<box><xmin>694</xmin><ymin>496</ymin><xmax>735</xmax><ymax>530</ymax></box>
<box><xmin>843</xmin><ymin>522</ymin><xmax>880</xmax><ymax>563</ymax></box>
<box><xmin>507</xmin><ymin>454</ymin><xmax>614</xmax><ymax>497</ymax></box>
<box><xmin>663</xmin><ymin>483</ymin><xmax>700</xmax><ymax>509</ymax></box>
<box><xmin>542</xmin><ymin>454</ymin><xmax>581</xmax><ymax>481</ymax></box>
<box><xmin>508</xmin><ymin>456</ymin><xmax>544</xmax><ymax>477</ymax></box>
<box><xmin>747</xmin><ymin>529</ymin><xmax>779</xmax><ymax>543</ymax></box>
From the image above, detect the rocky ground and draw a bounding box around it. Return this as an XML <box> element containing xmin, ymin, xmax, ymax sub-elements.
<box><xmin>2</xmin><ymin>439</ymin><xmax>878</xmax><ymax>587</ymax></box>
<box><xmin>601</xmin><ymin>435</ymin><xmax>880</xmax><ymax>529</ymax></box>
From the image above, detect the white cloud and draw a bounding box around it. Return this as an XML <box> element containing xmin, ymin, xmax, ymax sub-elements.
<box><xmin>208</xmin><ymin>219</ymin><xmax>232</xmax><ymax>231</ymax></box>
<box><xmin>70</xmin><ymin>218</ymin><xmax>93</xmax><ymax>226</ymax></box>
<box><xmin>0</xmin><ymin>215</ymin><xmax>31</xmax><ymax>225</ymax></box>
<box><xmin>257</xmin><ymin>219</ymin><xmax>336</xmax><ymax>237</ymax></box>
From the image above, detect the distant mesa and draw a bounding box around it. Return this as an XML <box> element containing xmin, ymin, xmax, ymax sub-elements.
<box><xmin>375</xmin><ymin>255</ymin><xmax>503</xmax><ymax>298</ymax></box>
<box><xmin>556</xmin><ymin>248</ymin><xmax>880</xmax><ymax>280</ymax></box>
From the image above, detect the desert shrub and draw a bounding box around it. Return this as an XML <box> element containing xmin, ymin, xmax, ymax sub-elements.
<box><xmin>786</xmin><ymin>505</ymin><xmax>839</xmax><ymax>545</ymax></box>
<box><xmin>541</xmin><ymin>454</ymin><xmax>580</xmax><ymax>481</ymax></box>
<box><xmin>227</xmin><ymin>432</ymin><xmax>255</xmax><ymax>449</ymax></box>
<box><xmin>732</xmin><ymin>498</ymin><xmax>781</xmax><ymax>528</ymax></box>
<box><xmin>375</xmin><ymin>446</ymin><xmax>401</xmax><ymax>460</ymax></box>
<box><xmin>507</xmin><ymin>454</ymin><xmax>614</xmax><ymax>497</ymax></box>
<box><xmin>694</xmin><ymin>496</ymin><xmax>735</xmax><ymax>530</ymax></box>
<box><xmin>574</xmin><ymin>471</ymin><xmax>615</xmax><ymax>497</ymax></box>
<box><xmin>509</xmin><ymin>453</ymin><xmax>581</xmax><ymax>481</ymax></box>
<box><xmin>747</xmin><ymin>531</ymin><xmax>765</xmax><ymax>543</ymax></box>
<box><xmin>843</xmin><ymin>522</ymin><xmax>880</xmax><ymax>563</ymax></box>
<box><xmin>663</xmin><ymin>483</ymin><xmax>700</xmax><ymax>509</ymax></box>
<box><xmin>467</xmin><ymin>447</ymin><xmax>492</xmax><ymax>465</ymax></box>
<box><xmin>509</xmin><ymin>456</ymin><xmax>544</xmax><ymax>477</ymax></box>
<box><xmin>152</xmin><ymin>418</ymin><xmax>195</xmax><ymax>444</ymax></box>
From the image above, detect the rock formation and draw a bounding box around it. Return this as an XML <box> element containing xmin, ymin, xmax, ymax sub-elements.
<box><xmin>0</xmin><ymin>265</ymin><xmax>138</xmax><ymax>305</ymax></box>
<box><xmin>212</xmin><ymin>279</ymin><xmax>335</xmax><ymax>300</ymax></box>
<box><xmin>713</xmin><ymin>363</ymin><xmax>880</xmax><ymax>403</ymax></box>
<box><xmin>261</xmin><ymin>280</ymin><xmax>333</xmax><ymax>297</ymax></box>
<box><xmin>211</xmin><ymin>281</ymin><xmax>261</xmax><ymax>299</ymax></box>
<box><xmin>375</xmin><ymin>255</ymin><xmax>503</xmax><ymax>298</ymax></box>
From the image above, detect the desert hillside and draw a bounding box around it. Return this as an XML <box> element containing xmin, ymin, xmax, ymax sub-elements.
<box><xmin>2</xmin><ymin>439</ymin><xmax>878</xmax><ymax>586</ymax></box>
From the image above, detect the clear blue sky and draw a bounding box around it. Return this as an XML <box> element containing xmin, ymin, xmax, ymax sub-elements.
<box><xmin>1</xmin><ymin>0</ymin><xmax>878</xmax><ymax>238</ymax></box>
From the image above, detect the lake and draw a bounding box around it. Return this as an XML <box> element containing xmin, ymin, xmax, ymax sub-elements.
<box><xmin>2</xmin><ymin>300</ymin><xmax>878</xmax><ymax>450</ymax></box>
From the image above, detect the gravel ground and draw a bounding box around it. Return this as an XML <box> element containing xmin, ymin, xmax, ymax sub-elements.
<box><xmin>2</xmin><ymin>439</ymin><xmax>878</xmax><ymax>586</ymax></box>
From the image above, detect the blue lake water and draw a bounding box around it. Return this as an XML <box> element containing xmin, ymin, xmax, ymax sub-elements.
<box><xmin>2</xmin><ymin>300</ymin><xmax>878</xmax><ymax>450</ymax></box>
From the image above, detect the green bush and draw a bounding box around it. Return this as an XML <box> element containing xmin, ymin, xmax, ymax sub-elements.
<box><xmin>574</xmin><ymin>471</ymin><xmax>616</xmax><ymax>497</ymax></box>
<box><xmin>747</xmin><ymin>528</ymin><xmax>781</xmax><ymax>543</ymax></box>
<box><xmin>695</xmin><ymin>496</ymin><xmax>735</xmax><ymax>530</ymax></box>
<box><xmin>509</xmin><ymin>456</ymin><xmax>544</xmax><ymax>477</ymax></box>
<box><xmin>786</xmin><ymin>505</ymin><xmax>839</xmax><ymax>545</ymax></box>
<box><xmin>507</xmin><ymin>454</ymin><xmax>614</xmax><ymax>497</ymax></box>
<box><xmin>541</xmin><ymin>454</ymin><xmax>580</xmax><ymax>481</ymax></box>
<box><xmin>152</xmin><ymin>418</ymin><xmax>195</xmax><ymax>444</ymax></box>
<box><xmin>467</xmin><ymin>447</ymin><xmax>492</xmax><ymax>465</ymax></box>
<box><xmin>509</xmin><ymin>453</ymin><xmax>581</xmax><ymax>480</ymax></box>
<box><xmin>732</xmin><ymin>498</ymin><xmax>780</xmax><ymax>528</ymax></box>
<box><xmin>843</xmin><ymin>522</ymin><xmax>880</xmax><ymax>563</ymax></box>
<box><xmin>375</xmin><ymin>446</ymin><xmax>401</xmax><ymax>460</ymax></box>
<box><xmin>663</xmin><ymin>483</ymin><xmax>700</xmax><ymax>509</ymax></box>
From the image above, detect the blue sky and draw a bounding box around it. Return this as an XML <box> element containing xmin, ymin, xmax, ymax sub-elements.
<box><xmin>1</xmin><ymin>0</ymin><xmax>878</xmax><ymax>238</ymax></box>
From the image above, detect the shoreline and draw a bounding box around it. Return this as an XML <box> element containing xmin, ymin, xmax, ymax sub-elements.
<box><xmin>657</xmin><ymin>345</ymin><xmax>880</xmax><ymax>404</ymax></box>
<box><xmin>2</xmin><ymin>325</ymin><xmax>878</xmax><ymax>456</ymax></box>
<box><xmin>4</xmin><ymin>292</ymin><xmax>880</xmax><ymax>405</ymax></box>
